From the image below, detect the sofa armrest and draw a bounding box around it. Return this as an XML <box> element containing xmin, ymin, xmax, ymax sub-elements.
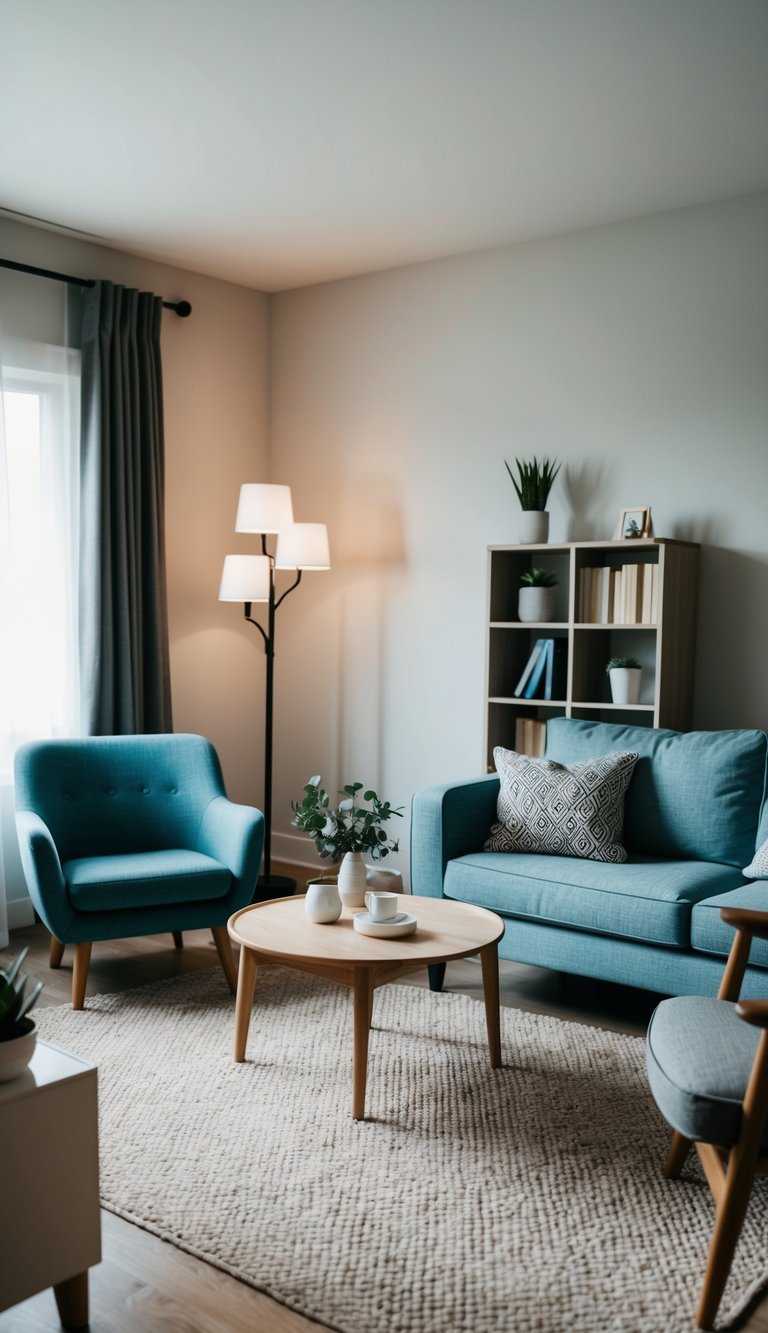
<box><xmin>410</xmin><ymin>775</ymin><xmax>500</xmax><ymax>899</ymax></box>
<box><xmin>196</xmin><ymin>797</ymin><xmax>265</xmax><ymax>903</ymax></box>
<box><xmin>14</xmin><ymin>810</ymin><xmax>74</xmax><ymax>940</ymax></box>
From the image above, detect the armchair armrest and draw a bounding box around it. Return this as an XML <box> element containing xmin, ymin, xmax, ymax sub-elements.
<box><xmin>720</xmin><ymin>907</ymin><xmax>768</xmax><ymax>943</ymax></box>
<box><xmin>196</xmin><ymin>797</ymin><xmax>265</xmax><ymax>902</ymax></box>
<box><xmin>14</xmin><ymin>809</ymin><xmax>74</xmax><ymax>940</ymax></box>
<box><xmin>410</xmin><ymin>775</ymin><xmax>500</xmax><ymax>899</ymax></box>
<box><xmin>736</xmin><ymin>1000</ymin><xmax>768</xmax><ymax>1029</ymax></box>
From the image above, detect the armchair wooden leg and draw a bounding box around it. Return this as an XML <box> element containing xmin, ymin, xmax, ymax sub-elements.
<box><xmin>664</xmin><ymin>1130</ymin><xmax>692</xmax><ymax>1179</ymax></box>
<box><xmin>71</xmin><ymin>943</ymin><xmax>92</xmax><ymax>1011</ymax></box>
<box><xmin>172</xmin><ymin>931</ymin><xmax>184</xmax><ymax>949</ymax></box>
<box><xmin>211</xmin><ymin>926</ymin><xmax>238</xmax><ymax>994</ymax></box>
<box><xmin>49</xmin><ymin>935</ymin><xmax>65</xmax><ymax>969</ymax></box>
<box><xmin>696</xmin><ymin>1144</ymin><xmax>758</xmax><ymax>1328</ymax></box>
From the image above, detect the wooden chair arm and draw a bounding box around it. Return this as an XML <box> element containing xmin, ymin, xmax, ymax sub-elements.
<box><xmin>720</xmin><ymin>907</ymin><xmax>768</xmax><ymax>943</ymax></box>
<box><xmin>736</xmin><ymin>1000</ymin><xmax>768</xmax><ymax>1029</ymax></box>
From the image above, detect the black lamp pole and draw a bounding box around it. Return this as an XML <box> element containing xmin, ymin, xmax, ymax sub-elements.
<box><xmin>243</xmin><ymin>541</ymin><xmax>302</xmax><ymax>899</ymax></box>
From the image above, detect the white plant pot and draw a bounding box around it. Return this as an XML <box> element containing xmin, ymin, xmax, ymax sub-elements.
<box><xmin>337</xmin><ymin>852</ymin><xmax>368</xmax><ymax>909</ymax></box>
<box><xmin>518</xmin><ymin>511</ymin><xmax>549</xmax><ymax>544</ymax></box>
<box><xmin>0</xmin><ymin>1020</ymin><xmax>36</xmax><ymax>1082</ymax></box>
<box><xmin>304</xmin><ymin>877</ymin><xmax>342</xmax><ymax>923</ymax></box>
<box><xmin>609</xmin><ymin>668</ymin><xmax>642</xmax><ymax>706</ymax></box>
<box><xmin>518</xmin><ymin>586</ymin><xmax>556</xmax><ymax>623</ymax></box>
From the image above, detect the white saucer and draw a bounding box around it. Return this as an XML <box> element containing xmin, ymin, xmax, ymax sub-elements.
<box><xmin>353</xmin><ymin>911</ymin><xmax>418</xmax><ymax>939</ymax></box>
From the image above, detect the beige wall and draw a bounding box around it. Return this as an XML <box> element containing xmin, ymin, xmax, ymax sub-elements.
<box><xmin>270</xmin><ymin>191</ymin><xmax>768</xmax><ymax>877</ymax></box>
<box><xmin>0</xmin><ymin>217</ymin><xmax>270</xmax><ymax>914</ymax></box>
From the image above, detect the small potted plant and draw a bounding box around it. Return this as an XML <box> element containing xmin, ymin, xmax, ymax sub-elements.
<box><xmin>606</xmin><ymin>656</ymin><xmax>643</xmax><ymax>705</ymax></box>
<box><xmin>291</xmin><ymin>777</ymin><xmax>403</xmax><ymax>909</ymax></box>
<box><xmin>0</xmin><ymin>948</ymin><xmax>44</xmax><ymax>1082</ymax></box>
<box><xmin>518</xmin><ymin>567</ymin><xmax>558</xmax><ymax>623</ymax></box>
<box><xmin>505</xmin><ymin>456</ymin><xmax>561</xmax><ymax>545</ymax></box>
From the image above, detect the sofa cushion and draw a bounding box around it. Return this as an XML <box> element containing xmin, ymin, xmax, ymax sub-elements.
<box><xmin>444</xmin><ymin>852</ymin><xmax>744</xmax><ymax>948</ymax></box>
<box><xmin>545</xmin><ymin>718</ymin><xmax>767</xmax><ymax>868</ymax></box>
<box><xmin>484</xmin><ymin>746</ymin><xmax>638</xmax><ymax>863</ymax></box>
<box><xmin>744</xmin><ymin>836</ymin><xmax>768</xmax><ymax>880</ymax></box>
<box><xmin>647</xmin><ymin>997</ymin><xmax>765</xmax><ymax>1149</ymax></box>
<box><xmin>64</xmin><ymin>849</ymin><xmax>232</xmax><ymax>912</ymax></box>
<box><xmin>691</xmin><ymin>881</ymin><xmax>768</xmax><ymax>967</ymax></box>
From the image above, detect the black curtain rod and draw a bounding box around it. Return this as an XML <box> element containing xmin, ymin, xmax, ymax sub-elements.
<box><xmin>0</xmin><ymin>256</ymin><xmax>192</xmax><ymax>317</ymax></box>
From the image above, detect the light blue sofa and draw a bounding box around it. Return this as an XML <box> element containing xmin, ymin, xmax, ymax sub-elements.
<box><xmin>14</xmin><ymin>733</ymin><xmax>264</xmax><ymax>1007</ymax></box>
<box><xmin>411</xmin><ymin>718</ymin><xmax>768</xmax><ymax>998</ymax></box>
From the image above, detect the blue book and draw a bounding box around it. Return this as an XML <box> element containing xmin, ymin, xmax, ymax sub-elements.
<box><xmin>543</xmin><ymin>639</ymin><xmax>568</xmax><ymax>701</ymax></box>
<box><xmin>523</xmin><ymin>640</ymin><xmax>550</xmax><ymax>699</ymax></box>
<box><xmin>513</xmin><ymin>639</ymin><xmax>545</xmax><ymax>697</ymax></box>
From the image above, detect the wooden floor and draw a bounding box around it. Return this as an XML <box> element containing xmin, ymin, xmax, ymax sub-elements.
<box><xmin>3</xmin><ymin>864</ymin><xmax>767</xmax><ymax>1331</ymax></box>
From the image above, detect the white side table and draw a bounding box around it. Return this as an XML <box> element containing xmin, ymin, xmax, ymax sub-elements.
<box><xmin>0</xmin><ymin>1039</ymin><xmax>100</xmax><ymax>1328</ymax></box>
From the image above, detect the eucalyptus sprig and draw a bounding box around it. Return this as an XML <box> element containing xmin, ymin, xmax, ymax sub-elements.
<box><xmin>291</xmin><ymin>776</ymin><xmax>403</xmax><ymax>862</ymax></box>
<box><xmin>0</xmin><ymin>948</ymin><xmax>43</xmax><ymax>1042</ymax></box>
<box><xmin>505</xmin><ymin>456</ymin><xmax>561</xmax><ymax>511</ymax></box>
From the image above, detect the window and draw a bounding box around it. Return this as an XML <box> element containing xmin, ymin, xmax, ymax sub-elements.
<box><xmin>0</xmin><ymin>341</ymin><xmax>80</xmax><ymax>777</ymax></box>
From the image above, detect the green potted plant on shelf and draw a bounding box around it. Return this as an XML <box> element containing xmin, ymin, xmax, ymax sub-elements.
<box><xmin>518</xmin><ymin>567</ymin><xmax>558</xmax><ymax>623</ymax></box>
<box><xmin>0</xmin><ymin>948</ymin><xmax>44</xmax><ymax>1082</ymax></box>
<box><xmin>291</xmin><ymin>777</ymin><xmax>403</xmax><ymax>910</ymax></box>
<box><xmin>505</xmin><ymin>456</ymin><xmax>561</xmax><ymax>545</ymax></box>
<box><xmin>606</xmin><ymin>655</ymin><xmax>643</xmax><ymax>705</ymax></box>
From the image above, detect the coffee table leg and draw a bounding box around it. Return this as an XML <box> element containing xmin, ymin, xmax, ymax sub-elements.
<box><xmin>352</xmin><ymin>970</ymin><xmax>372</xmax><ymax>1120</ymax></box>
<box><xmin>233</xmin><ymin>946</ymin><xmax>257</xmax><ymax>1062</ymax></box>
<box><xmin>480</xmin><ymin>943</ymin><xmax>501</xmax><ymax>1068</ymax></box>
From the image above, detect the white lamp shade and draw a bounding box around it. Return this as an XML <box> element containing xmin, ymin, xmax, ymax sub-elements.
<box><xmin>218</xmin><ymin>554</ymin><xmax>271</xmax><ymax>602</ymax></box>
<box><xmin>235</xmin><ymin>484</ymin><xmax>294</xmax><ymax>534</ymax></box>
<box><xmin>275</xmin><ymin>523</ymin><xmax>331</xmax><ymax>570</ymax></box>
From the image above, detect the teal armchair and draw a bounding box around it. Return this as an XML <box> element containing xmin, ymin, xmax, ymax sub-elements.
<box><xmin>14</xmin><ymin>734</ymin><xmax>264</xmax><ymax>1009</ymax></box>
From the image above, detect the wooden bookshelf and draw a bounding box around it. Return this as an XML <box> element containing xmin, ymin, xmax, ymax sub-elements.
<box><xmin>484</xmin><ymin>538</ymin><xmax>700</xmax><ymax>766</ymax></box>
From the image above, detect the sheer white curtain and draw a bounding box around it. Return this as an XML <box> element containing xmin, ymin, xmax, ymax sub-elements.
<box><xmin>0</xmin><ymin>276</ymin><xmax>80</xmax><ymax>940</ymax></box>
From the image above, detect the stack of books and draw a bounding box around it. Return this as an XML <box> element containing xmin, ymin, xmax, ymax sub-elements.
<box><xmin>512</xmin><ymin>638</ymin><xmax>568</xmax><ymax>701</ymax></box>
<box><xmin>514</xmin><ymin>716</ymin><xmax>547</xmax><ymax>756</ymax></box>
<box><xmin>578</xmin><ymin>562</ymin><xmax>659</xmax><ymax>625</ymax></box>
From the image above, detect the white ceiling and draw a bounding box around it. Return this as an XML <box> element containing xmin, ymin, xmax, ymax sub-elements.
<box><xmin>1</xmin><ymin>0</ymin><xmax>767</xmax><ymax>292</ymax></box>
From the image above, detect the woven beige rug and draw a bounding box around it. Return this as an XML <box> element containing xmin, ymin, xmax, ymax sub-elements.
<box><xmin>37</xmin><ymin>967</ymin><xmax>768</xmax><ymax>1332</ymax></box>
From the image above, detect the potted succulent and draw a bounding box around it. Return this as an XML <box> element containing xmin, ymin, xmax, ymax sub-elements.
<box><xmin>291</xmin><ymin>777</ymin><xmax>403</xmax><ymax>909</ymax></box>
<box><xmin>505</xmin><ymin>456</ymin><xmax>561</xmax><ymax>544</ymax></box>
<box><xmin>606</xmin><ymin>655</ymin><xmax>643</xmax><ymax>705</ymax></box>
<box><xmin>0</xmin><ymin>948</ymin><xmax>44</xmax><ymax>1082</ymax></box>
<box><xmin>518</xmin><ymin>567</ymin><xmax>558</xmax><ymax>623</ymax></box>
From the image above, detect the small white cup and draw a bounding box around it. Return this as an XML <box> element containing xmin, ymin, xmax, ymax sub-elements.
<box><xmin>365</xmin><ymin>890</ymin><xmax>399</xmax><ymax>923</ymax></box>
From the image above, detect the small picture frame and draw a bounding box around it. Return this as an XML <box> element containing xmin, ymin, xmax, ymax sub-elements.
<box><xmin>614</xmin><ymin>506</ymin><xmax>653</xmax><ymax>541</ymax></box>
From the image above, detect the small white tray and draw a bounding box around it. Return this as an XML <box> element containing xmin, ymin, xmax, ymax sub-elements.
<box><xmin>353</xmin><ymin>911</ymin><xmax>418</xmax><ymax>939</ymax></box>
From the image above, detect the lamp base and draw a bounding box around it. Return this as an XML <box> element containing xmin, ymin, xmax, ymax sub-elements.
<box><xmin>253</xmin><ymin>874</ymin><xmax>297</xmax><ymax>902</ymax></box>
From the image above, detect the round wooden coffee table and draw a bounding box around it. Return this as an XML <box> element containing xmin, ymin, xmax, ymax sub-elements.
<box><xmin>228</xmin><ymin>894</ymin><xmax>505</xmax><ymax>1120</ymax></box>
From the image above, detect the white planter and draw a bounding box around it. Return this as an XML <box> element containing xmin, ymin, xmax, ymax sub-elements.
<box><xmin>518</xmin><ymin>586</ymin><xmax>556</xmax><ymax>623</ymax></box>
<box><xmin>304</xmin><ymin>877</ymin><xmax>342</xmax><ymax>923</ymax></box>
<box><xmin>337</xmin><ymin>851</ymin><xmax>368</xmax><ymax>909</ymax></box>
<box><xmin>518</xmin><ymin>511</ymin><xmax>549</xmax><ymax>544</ymax></box>
<box><xmin>0</xmin><ymin>1020</ymin><xmax>36</xmax><ymax>1082</ymax></box>
<box><xmin>609</xmin><ymin>668</ymin><xmax>642</xmax><ymax>706</ymax></box>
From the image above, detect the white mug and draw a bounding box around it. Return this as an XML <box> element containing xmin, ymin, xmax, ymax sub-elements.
<box><xmin>365</xmin><ymin>889</ymin><xmax>399</xmax><ymax>922</ymax></box>
<box><xmin>305</xmin><ymin>877</ymin><xmax>342</xmax><ymax>924</ymax></box>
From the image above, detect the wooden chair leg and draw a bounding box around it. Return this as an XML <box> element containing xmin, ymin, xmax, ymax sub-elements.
<box><xmin>664</xmin><ymin>1130</ymin><xmax>692</xmax><ymax>1179</ymax></box>
<box><xmin>172</xmin><ymin>931</ymin><xmax>183</xmax><ymax>949</ymax></box>
<box><xmin>71</xmin><ymin>943</ymin><xmax>92</xmax><ymax>1011</ymax></box>
<box><xmin>696</xmin><ymin>1145</ymin><xmax>758</xmax><ymax>1328</ymax></box>
<box><xmin>211</xmin><ymin>926</ymin><xmax>238</xmax><ymax>994</ymax></box>
<box><xmin>49</xmin><ymin>935</ymin><xmax>65</xmax><ymax>969</ymax></box>
<box><xmin>53</xmin><ymin>1269</ymin><xmax>89</xmax><ymax>1328</ymax></box>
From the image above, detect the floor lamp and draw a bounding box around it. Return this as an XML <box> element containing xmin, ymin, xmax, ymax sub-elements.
<box><xmin>219</xmin><ymin>484</ymin><xmax>331</xmax><ymax>898</ymax></box>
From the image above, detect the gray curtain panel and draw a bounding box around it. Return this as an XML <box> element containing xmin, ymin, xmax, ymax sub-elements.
<box><xmin>79</xmin><ymin>281</ymin><xmax>173</xmax><ymax>734</ymax></box>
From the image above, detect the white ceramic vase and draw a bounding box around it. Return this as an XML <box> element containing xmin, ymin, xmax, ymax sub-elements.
<box><xmin>519</xmin><ymin>511</ymin><xmax>549</xmax><ymax>544</ymax></box>
<box><xmin>518</xmin><ymin>586</ymin><xmax>556</xmax><ymax>623</ymax></box>
<box><xmin>337</xmin><ymin>851</ymin><xmax>368</xmax><ymax>909</ymax></box>
<box><xmin>0</xmin><ymin>1020</ymin><xmax>36</xmax><ymax>1082</ymax></box>
<box><xmin>609</xmin><ymin>668</ymin><xmax>642</xmax><ymax>706</ymax></box>
<box><xmin>304</xmin><ymin>877</ymin><xmax>342</xmax><ymax>923</ymax></box>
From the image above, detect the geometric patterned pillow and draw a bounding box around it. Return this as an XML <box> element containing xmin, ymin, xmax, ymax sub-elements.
<box><xmin>484</xmin><ymin>746</ymin><xmax>638</xmax><ymax>864</ymax></box>
<box><xmin>744</xmin><ymin>837</ymin><xmax>768</xmax><ymax>879</ymax></box>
